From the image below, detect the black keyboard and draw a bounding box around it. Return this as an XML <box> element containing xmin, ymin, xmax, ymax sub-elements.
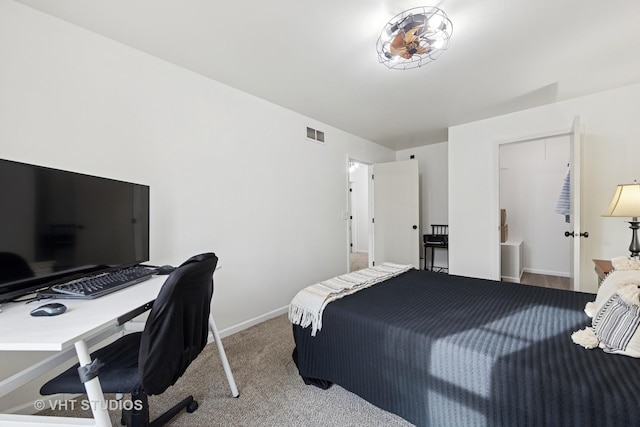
<box><xmin>48</xmin><ymin>266</ymin><xmax>156</xmax><ymax>299</ymax></box>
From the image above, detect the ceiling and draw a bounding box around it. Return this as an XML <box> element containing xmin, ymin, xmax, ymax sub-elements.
<box><xmin>12</xmin><ymin>0</ymin><xmax>640</xmax><ymax>150</ymax></box>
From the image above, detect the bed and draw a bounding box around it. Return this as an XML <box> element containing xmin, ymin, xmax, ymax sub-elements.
<box><xmin>291</xmin><ymin>268</ymin><xmax>640</xmax><ymax>427</ymax></box>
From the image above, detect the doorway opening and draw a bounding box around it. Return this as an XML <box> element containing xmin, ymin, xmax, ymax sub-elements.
<box><xmin>498</xmin><ymin>135</ymin><xmax>572</xmax><ymax>290</ymax></box>
<box><xmin>348</xmin><ymin>159</ymin><xmax>370</xmax><ymax>272</ymax></box>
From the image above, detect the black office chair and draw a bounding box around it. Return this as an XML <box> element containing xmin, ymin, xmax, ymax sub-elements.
<box><xmin>40</xmin><ymin>253</ymin><xmax>218</xmax><ymax>427</ymax></box>
<box><xmin>423</xmin><ymin>225</ymin><xmax>448</xmax><ymax>272</ymax></box>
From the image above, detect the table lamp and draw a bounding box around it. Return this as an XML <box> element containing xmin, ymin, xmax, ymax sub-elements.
<box><xmin>603</xmin><ymin>180</ymin><xmax>640</xmax><ymax>257</ymax></box>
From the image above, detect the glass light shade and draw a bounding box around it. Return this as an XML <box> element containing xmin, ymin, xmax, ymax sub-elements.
<box><xmin>379</xmin><ymin>25</ymin><xmax>394</xmax><ymax>42</ymax></box>
<box><xmin>427</xmin><ymin>15</ymin><xmax>445</xmax><ymax>31</ymax></box>
<box><xmin>431</xmin><ymin>38</ymin><xmax>446</xmax><ymax>49</ymax></box>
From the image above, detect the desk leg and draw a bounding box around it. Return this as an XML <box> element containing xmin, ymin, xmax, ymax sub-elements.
<box><xmin>74</xmin><ymin>340</ymin><xmax>111</xmax><ymax>427</ymax></box>
<box><xmin>208</xmin><ymin>315</ymin><xmax>239</xmax><ymax>397</ymax></box>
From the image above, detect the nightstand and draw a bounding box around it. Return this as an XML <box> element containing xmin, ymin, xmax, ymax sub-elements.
<box><xmin>593</xmin><ymin>259</ymin><xmax>613</xmax><ymax>286</ymax></box>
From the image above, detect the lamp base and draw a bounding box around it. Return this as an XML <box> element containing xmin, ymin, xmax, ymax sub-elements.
<box><xmin>628</xmin><ymin>218</ymin><xmax>640</xmax><ymax>258</ymax></box>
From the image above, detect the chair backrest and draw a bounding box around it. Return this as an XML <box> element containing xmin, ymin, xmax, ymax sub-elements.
<box><xmin>138</xmin><ymin>252</ymin><xmax>218</xmax><ymax>395</ymax></box>
<box><xmin>431</xmin><ymin>224</ymin><xmax>448</xmax><ymax>236</ymax></box>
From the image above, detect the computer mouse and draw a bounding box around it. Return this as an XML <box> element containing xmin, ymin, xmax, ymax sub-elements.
<box><xmin>156</xmin><ymin>265</ymin><xmax>175</xmax><ymax>275</ymax></box>
<box><xmin>30</xmin><ymin>302</ymin><xmax>67</xmax><ymax>317</ymax></box>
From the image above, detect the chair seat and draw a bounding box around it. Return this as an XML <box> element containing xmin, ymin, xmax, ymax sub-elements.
<box><xmin>40</xmin><ymin>332</ymin><xmax>143</xmax><ymax>395</ymax></box>
<box><xmin>424</xmin><ymin>235</ymin><xmax>448</xmax><ymax>247</ymax></box>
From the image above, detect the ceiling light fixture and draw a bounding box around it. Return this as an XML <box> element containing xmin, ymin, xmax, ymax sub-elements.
<box><xmin>376</xmin><ymin>6</ymin><xmax>453</xmax><ymax>70</ymax></box>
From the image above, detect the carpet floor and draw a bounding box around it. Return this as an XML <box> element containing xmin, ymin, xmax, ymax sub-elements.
<box><xmin>38</xmin><ymin>314</ymin><xmax>412</xmax><ymax>426</ymax></box>
<box><xmin>520</xmin><ymin>272</ymin><xmax>571</xmax><ymax>290</ymax></box>
<box><xmin>349</xmin><ymin>252</ymin><xmax>368</xmax><ymax>272</ymax></box>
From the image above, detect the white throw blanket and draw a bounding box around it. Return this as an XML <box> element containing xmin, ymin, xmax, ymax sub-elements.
<box><xmin>289</xmin><ymin>262</ymin><xmax>413</xmax><ymax>336</ymax></box>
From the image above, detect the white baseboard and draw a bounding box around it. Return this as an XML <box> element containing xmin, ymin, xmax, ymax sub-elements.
<box><xmin>211</xmin><ymin>305</ymin><xmax>289</xmax><ymax>341</ymax></box>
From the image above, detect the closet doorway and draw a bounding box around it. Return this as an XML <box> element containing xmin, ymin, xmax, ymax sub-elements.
<box><xmin>499</xmin><ymin>135</ymin><xmax>572</xmax><ymax>289</ymax></box>
<box><xmin>348</xmin><ymin>160</ymin><xmax>370</xmax><ymax>272</ymax></box>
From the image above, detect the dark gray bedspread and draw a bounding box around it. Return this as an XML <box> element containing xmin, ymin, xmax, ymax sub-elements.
<box><xmin>292</xmin><ymin>269</ymin><xmax>640</xmax><ymax>426</ymax></box>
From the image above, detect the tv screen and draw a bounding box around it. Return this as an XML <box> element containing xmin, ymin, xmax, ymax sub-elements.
<box><xmin>0</xmin><ymin>159</ymin><xmax>149</xmax><ymax>302</ymax></box>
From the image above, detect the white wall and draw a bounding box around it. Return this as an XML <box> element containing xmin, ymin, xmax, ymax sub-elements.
<box><xmin>396</xmin><ymin>142</ymin><xmax>448</xmax><ymax>269</ymax></box>
<box><xmin>500</xmin><ymin>136</ymin><xmax>571</xmax><ymax>276</ymax></box>
<box><xmin>449</xmin><ymin>82</ymin><xmax>640</xmax><ymax>292</ymax></box>
<box><xmin>0</xmin><ymin>1</ymin><xmax>396</xmax><ymax>412</ymax></box>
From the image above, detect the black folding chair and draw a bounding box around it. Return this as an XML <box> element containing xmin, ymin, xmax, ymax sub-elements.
<box><xmin>423</xmin><ymin>225</ymin><xmax>448</xmax><ymax>272</ymax></box>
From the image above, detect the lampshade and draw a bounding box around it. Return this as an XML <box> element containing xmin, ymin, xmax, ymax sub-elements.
<box><xmin>376</xmin><ymin>6</ymin><xmax>453</xmax><ymax>70</ymax></box>
<box><xmin>603</xmin><ymin>181</ymin><xmax>640</xmax><ymax>258</ymax></box>
<box><xmin>602</xmin><ymin>182</ymin><xmax>640</xmax><ymax>218</ymax></box>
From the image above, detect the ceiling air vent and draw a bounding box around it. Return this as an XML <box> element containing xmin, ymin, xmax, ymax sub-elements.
<box><xmin>306</xmin><ymin>126</ymin><xmax>325</xmax><ymax>144</ymax></box>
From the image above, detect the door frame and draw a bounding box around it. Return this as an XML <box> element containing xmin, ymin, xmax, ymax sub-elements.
<box><xmin>498</xmin><ymin>135</ymin><xmax>571</xmax><ymax>283</ymax></box>
<box><xmin>346</xmin><ymin>156</ymin><xmax>372</xmax><ymax>272</ymax></box>
<box><xmin>493</xmin><ymin>119</ymin><xmax>582</xmax><ymax>289</ymax></box>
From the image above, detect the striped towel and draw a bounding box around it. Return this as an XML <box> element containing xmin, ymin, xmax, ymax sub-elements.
<box><xmin>556</xmin><ymin>167</ymin><xmax>571</xmax><ymax>222</ymax></box>
<box><xmin>289</xmin><ymin>263</ymin><xmax>413</xmax><ymax>336</ymax></box>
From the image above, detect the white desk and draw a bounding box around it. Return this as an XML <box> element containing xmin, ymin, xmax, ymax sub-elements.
<box><xmin>0</xmin><ymin>274</ymin><xmax>238</xmax><ymax>426</ymax></box>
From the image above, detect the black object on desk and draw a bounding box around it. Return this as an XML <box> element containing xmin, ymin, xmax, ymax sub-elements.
<box><xmin>30</xmin><ymin>302</ymin><xmax>67</xmax><ymax>317</ymax></box>
<box><xmin>423</xmin><ymin>224</ymin><xmax>448</xmax><ymax>272</ymax></box>
<box><xmin>156</xmin><ymin>264</ymin><xmax>176</xmax><ymax>275</ymax></box>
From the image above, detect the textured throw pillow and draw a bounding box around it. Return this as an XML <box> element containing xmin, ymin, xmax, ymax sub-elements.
<box><xmin>592</xmin><ymin>287</ymin><xmax>640</xmax><ymax>357</ymax></box>
<box><xmin>611</xmin><ymin>256</ymin><xmax>640</xmax><ymax>271</ymax></box>
<box><xmin>592</xmin><ymin>270</ymin><xmax>640</xmax><ymax>315</ymax></box>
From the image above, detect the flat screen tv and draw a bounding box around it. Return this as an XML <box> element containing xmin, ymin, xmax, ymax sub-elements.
<box><xmin>0</xmin><ymin>158</ymin><xmax>150</xmax><ymax>302</ymax></box>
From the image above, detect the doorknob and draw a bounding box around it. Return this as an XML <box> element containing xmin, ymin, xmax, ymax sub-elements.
<box><xmin>412</xmin><ymin>225</ymin><xmax>417</xmax><ymax>230</ymax></box>
<box><xmin>565</xmin><ymin>231</ymin><xmax>589</xmax><ymax>238</ymax></box>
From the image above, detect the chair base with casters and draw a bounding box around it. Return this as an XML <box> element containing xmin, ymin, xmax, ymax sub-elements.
<box><xmin>120</xmin><ymin>389</ymin><xmax>198</xmax><ymax>427</ymax></box>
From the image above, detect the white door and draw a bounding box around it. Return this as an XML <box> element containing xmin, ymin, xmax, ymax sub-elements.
<box><xmin>569</xmin><ymin>116</ymin><xmax>584</xmax><ymax>291</ymax></box>
<box><xmin>372</xmin><ymin>159</ymin><xmax>420</xmax><ymax>268</ymax></box>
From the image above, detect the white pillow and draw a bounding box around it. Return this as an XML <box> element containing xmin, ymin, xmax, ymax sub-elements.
<box><xmin>593</xmin><ymin>270</ymin><xmax>640</xmax><ymax>314</ymax></box>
